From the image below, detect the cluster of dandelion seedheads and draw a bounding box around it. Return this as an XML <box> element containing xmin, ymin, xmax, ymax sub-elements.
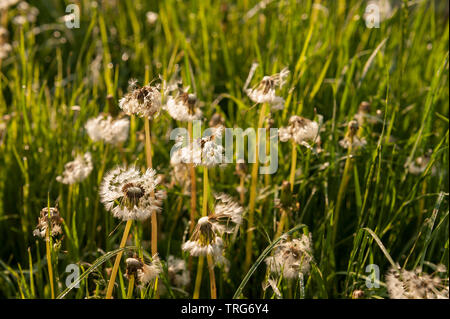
<box><xmin>29</xmin><ymin>60</ymin><xmax>446</xmax><ymax>299</ymax></box>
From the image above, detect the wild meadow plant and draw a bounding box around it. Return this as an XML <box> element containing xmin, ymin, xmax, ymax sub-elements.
<box><xmin>0</xmin><ymin>0</ymin><xmax>448</xmax><ymax>299</ymax></box>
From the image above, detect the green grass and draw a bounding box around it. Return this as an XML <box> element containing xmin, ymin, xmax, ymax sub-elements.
<box><xmin>0</xmin><ymin>0</ymin><xmax>448</xmax><ymax>299</ymax></box>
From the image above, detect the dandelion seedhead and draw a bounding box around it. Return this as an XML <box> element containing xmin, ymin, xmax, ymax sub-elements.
<box><xmin>0</xmin><ymin>0</ymin><xmax>19</xmax><ymax>11</ymax></box>
<box><xmin>182</xmin><ymin>194</ymin><xmax>243</xmax><ymax>258</ymax></box>
<box><xmin>125</xmin><ymin>255</ymin><xmax>162</xmax><ymax>285</ymax></box>
<box><xmin>386</xmin><ymin>266</ymin><xmax>449</xmax><ymax>299</ymax></box>
<box><xmin>408</xmin><ymin>153</ymin><xmax>434</xmax><ymax>175</ymax></box>
<box><xmin>176</xmin><ymin>129</ymin><xmax>225</xmax><ymax>168</ymax></box>
<box><xmin>56</xmin><ymin>152</ymin><xmax>93</xmax><ymax>184</ymax></box>
<box><xmin>119</xmin><ymin>79</ymin><xmax>162</xmax><ymax>119</ymax></box>
<box><xmin>164</xmin><ymin>85</ymin><xmax>203</xmax><ymax>122</ymax></box>
<box><xmin>0</xmin><ymin>27</ymin><xmax>12</xmax><ymax>60</ymax></box>
<box><xmin>244</xmin><ymin>63</ymin><xmax>289</xmax><ymax>111</ymax></box>
<box><xmin>167</xmin><ymin>255</ymin><xmax>190</xmax><ymax>288</ymax></box>
<box><xmin>265</xmin><ymin>233</ymin><xmax>313</xmax><ymax>280</ymax></box>
<box><xmin>85</xmin><ymin>114</ymin><xmax>129</xmax><ymax>146</ymax></box>
<box><xmin>339</xmin><ymin>120</ymin><xmax>367</xmax><ymax>150</ymax></box>
<box><xmin>100</xmin><ymin>165</ymin><xmax>166</xmax><ymax>221</ymax></box>
<box><xmin>12</xmin><ymin>1</ymin><xmax>39</xmax><ymax>25</ymax></box>
<box><xmin>279</xmin><ymin>115</ymin><xmax>320</xmax><ymax>148</ymax></box>
<box><xmin>274</xmin><ymin>181</ymin><xmax>300</xmax><ymax>214</ymax></box>
<box><xmin>33</xmin><ymin>207</ymin><xmax>63</xmax><ymax>239</ymax></box>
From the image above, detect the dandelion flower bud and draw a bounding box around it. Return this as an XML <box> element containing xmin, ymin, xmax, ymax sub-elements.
<box><xmin>100</xmin><ymin>165</ymin><xmax>166</xmax><ymax>221</ymax></box>
<box><xmin>56</xmin><ymin>152</ymin><xmax>93</xmax><ymax>184</ymax></box>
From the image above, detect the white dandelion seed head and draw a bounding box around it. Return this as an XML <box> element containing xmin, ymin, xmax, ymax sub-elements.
<box><xmin>100</xmin><ymin>165</ymin><xmax>166</xmax><ymax>221</ymax></box>
<box><xmin>119</xmin><ymin>81</ymin><xmax>162</xmax><ymax>119</ymax></box>
<box><xmin>386</xmin><ymin>266</ymin><xmax>449</xmax><ymax>299</ymax></box>
<box><xmin>279</xmin><ymin>116</ymin><xmax>319</xmax><ymax>146</ymax></box>
<box><xmin>146</xmin><ymin>11</ymin><xmax>159</xmax><ymax>25</ymax></box>
<box><xmin>56</xmin><ymin>152</ymin><xmax>93</xmax><ymax>184</ymax></box>
<box><xmin>244</xmin><ymin>65</ymin><xmax>289</xmax><ymax>111</ymax></box>
<box><xmin>179</xmin><ymin>134</ymin><xmax>224</xmax><ymax>168</ymax></box>
<box><xmin>164</xmin><ymin>90</ymin><xmax>203</xmax><ymax>122</ymax></box>
<box><xmin>265</xmin><ymin>233</ymin><xmax>313</xmax><ymax>280</ymax></box>
<box><xmin>85</xmin><ymin>114</ymin><xmax>129</xmax><ymax>146</ymax></box>
<box><xmin>167</xmin><ymin>255</ymin><xmax>190</xmax><ymax>288</ymax></box>
<box><xmin>182</xmin><ymin>194</ymin><xmax>243</xmax><ymax>258</ymax></box>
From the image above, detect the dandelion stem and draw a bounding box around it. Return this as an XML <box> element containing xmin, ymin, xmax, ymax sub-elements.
<box><xmin>45</xmin><ymin>226</ymin><xmax>55</xmax><ymax>299</ymax></box>
<box><xmin>206</xmin><ymin>254</ymin><xmax>217</xmax><ymax>299</ymax></box>
<box><xmin>105</xmin><ymin>219</ymin><xmax>132</xmax><ymax>299</ymax></box>
<box><xmin>126</xmin><ymin>275</ymin><xmax>135</xmax><ymax>299</ymax></box>
<box><xmin>144</xmin><ymin>119</ymin><xmax>159</xmax><ymax>297</ymax></box>
<box><xmin>188</xmin><ymin>121</ymin><xmax>197</xmax><ymax>234</ymax></box>
<box><xmin>193</xmin><ymin>256</ymin><xmax>204</xmax><ymax>299</ymax></box>
<box><xmin>193</xmin><ymin>167</ymin><xmax>209</xmax><ymax>299</ymax></box>
<box><xmin>245</xmin><ymin>103</ymin><xmax>267</xmax><ymax>271</ymax></box>
<box><xmin>289</xmin><ymin>140</ymin><xmax>297</xmax><ymax>191</ymax></box>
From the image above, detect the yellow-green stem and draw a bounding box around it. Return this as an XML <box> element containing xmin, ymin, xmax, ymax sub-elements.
<box><xmin>289</xmin><ymin>140</ymin><xmax>297</xmax><ymax>191</ymax></box>
<box><xmin>105</xmin><ymin>219</ymin><xmax>132</xmax><ymax>299</ymax></box>
<box><xmin>144</xmin><ymin>119</ymin><xmax>159</xmax><ymax>297</ymax></box>
<box><xmin>188</xmin><ymin>121</ymin><xmax>197</xmax><ymax>234</ymax></box>
<box><xmin>193</xmin><ymin>168</ymin><xmax>209</xmax><ymax>298</ymax></box>
<box><xmin>332</xmin><ymin>146</ymin><xmax>353</xmax><ymax>245</ymax></box>
<box><xmin>45</xmin><ymin>228</ymin><xmax>55</xmax><ymax>299</ymax></box>
<box><xmin>126</xmin><ymin>275</ymin><xmax>135</xmax><ymax>299</ymax></box>
<box><xmin>206</xmin><ymin>254</ymin><xmax>217</xmax><ymax>299</ymax></box>
<box><xmin>245</xmin><ymin>103</ymin><xmax>267</xmax><ymax>271</ymax></box>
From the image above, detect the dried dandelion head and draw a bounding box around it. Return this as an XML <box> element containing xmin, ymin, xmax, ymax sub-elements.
<box><xmin>265</xmin><ymin>233</ymin><xmax>313</xmax><ymax>280</ymax></box>
<box><xmin>386</xmin><ymin>266</ymin><xmax>449</xmax><ymax>299</ymax></box>
<box><xmin>279</xmin><ymin>115</ymin><xmax>319</xmax><ymax>148</ymax></box>
<box><xmin>56</xmin><ymin>152</ymin><xmax>93</xmax><ymax>184</ymax></box>
<box><xmin>100</xmin><ymin>166</ymin><xmax>166</xmax><ymax>221</ymax></box>
<box><xmin>85</xmin><ymin>114</ymin><xmax>129</xmax><ymax>146</ymax></box>
<box><xmin>339</xmin><ymin>120</ymin><xmax>367</xmax><ymax>149</ymax></box>
<box><xmin>182</xmin><ymin>194</ymin><xmax>243</xmax><ymax>258</ymax></box>
<box><xmin>167</xmin><ymin>255</ymin><xmax>190</xmax><ymax>288</ymax></box>
<box><xmin>178</xmin><ymin>130</ymin><xmax>224</xmax><ymax>168</ymax></box>
<box><xmin>244</xmin><ymin>63</ymin><xmax>289</xmax><ymax>111</ymax></box>
<box><xmin>119</xmin><ymin>80</ymin><xmax>162</xmax><ymax>119</ymax></box>
<box><xmin>164</xmin><ymin>85</ymin><xmax>203</xmax><ymax>122</ymax></box>
<box><xmin>0</xmin><ymin>27</ymin><xmax>12</xmax><ymax>60</ymax></box>
<box><xmin>33</xmin><ymin>207</ymin><xmax>63</xmax><ymax>239</ymax></box>
<box><xmin>125</xmin><ymin>255</ymin><xmax>162</xmax><ymax>285</ymax></box>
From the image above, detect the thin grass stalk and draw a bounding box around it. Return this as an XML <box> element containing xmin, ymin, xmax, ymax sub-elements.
<box><xmin>245</xmin><ymin>103</ymin><xmax>267</xmax><ymax>271</ymax></box>
<box><xmin>332</xmin><ymin>145</ymin><xmax>353</xmax><ymax>245</ymax></box>
<box><xmin>105</xmin><ymin>219</ymin><xmax>132</xmax><ymax>299</ymax></box>
<box><xmin>193</xmin><ymin>167</ymin><xmax>209</xmax><ymax>298</ymax></box>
